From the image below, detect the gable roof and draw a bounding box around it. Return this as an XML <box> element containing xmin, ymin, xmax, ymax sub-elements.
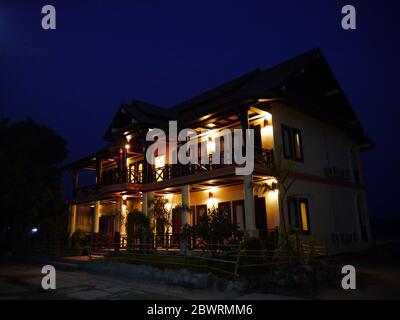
<box><xmin>103</xmin><ymin>48</ymin><xmax>373</xmax><ymax>147</ymax></box>
<box><xmin>104</xmin><ymin>100</ymin><xmax>173</xmax><ymax>140</ymax></box>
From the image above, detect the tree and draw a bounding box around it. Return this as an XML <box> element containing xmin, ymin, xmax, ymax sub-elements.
<box><xmin>0</xmin><ymin>118</ymin><xmax>68</xmax><ymax>253</ymax></box>
<box><xmin>126</xmin><ymin>210</ymin><xmax>150</xmax><ymax>250</ymax></box>
<box><xmin>150</xmin><ymin>196</ymin><xmax>172</xmax><ymax>239</ymax></box>
<box><xmin>189</xmin><ymin>206</ymin><xmax>239</xmax><ymax>253</ymax></box>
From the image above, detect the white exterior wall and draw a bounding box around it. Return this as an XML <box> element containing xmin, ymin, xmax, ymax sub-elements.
<box><xmin>271</xmin><ymin>102</ymin><xmax>371</xmax><ymax>253</ymax></box>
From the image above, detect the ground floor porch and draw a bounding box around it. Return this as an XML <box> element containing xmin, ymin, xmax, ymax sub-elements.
<box><xmin>68</xmin><ymin>175</ymin><xmax>281</xmax><ymax>251</ymax></box>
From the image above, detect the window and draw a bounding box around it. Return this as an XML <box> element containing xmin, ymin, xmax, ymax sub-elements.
<box><xmin>282</xmin><ymin>124</ymin><xmax>303</xmax><ymax>161</ymax></box>
<box><xmin>129</xmin><ymin>161</ymin><xmax>143</xmax><ymax>184</ymax></box>
<box><xmin>287</xmin><ymin>197</ymin><xmax>311</xmax><ymax>234</ymax></box>
<box><xmin>282</xmin><ymin>125</ymin><xmax>293</xmax><ymax>159</ymax></box>
<box><xmin>218</xmin><ymin>202</ymin><xmax>232</xmax><ymax>222</ymax></box>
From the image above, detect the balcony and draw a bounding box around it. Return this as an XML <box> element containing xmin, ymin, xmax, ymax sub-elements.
<box><xmin>86</xmin><ymin>148</ymin><xmax>274</xmax><ymax>188</ymax></box>
<box><xmin>150</xmin><ymin>148</ymin><xmax>273</xmax><ymax>183</ymax></box>
<box><xmin>100</xmin><ymin>167</ymin><xmax>143</xmax><ymax>186</ymax></box>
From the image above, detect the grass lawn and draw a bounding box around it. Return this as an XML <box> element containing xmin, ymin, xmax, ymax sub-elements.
<box><xmin>104</xmin><ymin>252</ymin><xmax>243</xmax><ymax>278</ymax></box>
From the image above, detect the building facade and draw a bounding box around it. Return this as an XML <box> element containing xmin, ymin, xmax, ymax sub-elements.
<box><xmin>65</xmin><ymin>49</ymin><xmax>373</xmax><ymax>254</ymax></box>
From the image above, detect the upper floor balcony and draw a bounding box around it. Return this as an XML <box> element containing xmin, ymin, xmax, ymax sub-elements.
<box><xmin>67</xmin><ymin>103</ymin><xmax>275</xmax><ymax>199</ymax></box>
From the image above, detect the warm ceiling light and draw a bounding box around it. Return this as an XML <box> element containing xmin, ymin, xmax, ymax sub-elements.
<box><xmin>264</xmin><ymin>112</ymin><xmax>272</xmax><ymax>121</ymax></box>
<box><xmin>122</xmin><ymin>195</ymin><xmax>127</xmax><ymax>201</ymax></box>
<box><xmin>126</xmin><ymin>135</ymin><xmax>132</xmax><ymax>142</ymax></box>
<box><xmin>125</xmin><ymin>144</ymin><xmax>130</xmax><ymax>150</ymax></box>
<box><xmin>208</xmin><ymin>187</ymin><xmax>217</xmax><ymax>198</ymax></box>
<box><xmin>164</xmin><ymin>194</ymin><xmax>173</xmax><ymax>200</ymax></box>
<box><xmin>206</xmin><ymin>123</ymin><xmax>216</xmax><ymax>128</ymax></box>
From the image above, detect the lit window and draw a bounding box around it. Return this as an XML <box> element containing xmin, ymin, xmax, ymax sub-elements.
<box><xmin>287</xmin><ymin>197</ymin><xmax>311</xmax><ymax>234</ymax></box>
<box><xmin>299</xmin><ymin>199</ymin><xmax>309</xmax><ymax>233</ymax></box>
<box><xmin>282</xmin><ymin>124</ymin><xmax>304</xmax><ymax>162</ymax></box>
<box><xmin>293</xmin><ymin>129</ymin><xmax>303</xmax><ymax>161</ymax></box>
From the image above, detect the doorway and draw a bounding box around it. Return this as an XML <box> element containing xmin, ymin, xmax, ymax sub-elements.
<box><xmin>254</xmin><ymin>196</ymin><xmax>267</xmax><ymax>237</ymax></box>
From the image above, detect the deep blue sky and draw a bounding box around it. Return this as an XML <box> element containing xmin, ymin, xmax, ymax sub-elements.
<box><xmin>1</xmin><ymin>0</ymin><xmax>399</xmax><ymax>217</ymax></box>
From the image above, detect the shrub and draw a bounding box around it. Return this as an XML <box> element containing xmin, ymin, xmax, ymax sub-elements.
<box><xmin>126</xmin><ymin>210</ymin><xmax>150</xmax><ymax>249</ymax></box>
<box><xmin>189</xmin><ymin>206</ymin><xmax>239</xmax><ymax>252</ymax></box>
<box><xmin>71</xmin><ymin>229</ymin><xmax>87</xmax><ymax>250</ymax></box>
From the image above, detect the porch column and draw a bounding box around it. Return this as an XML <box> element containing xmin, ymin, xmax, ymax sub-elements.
<box><xmin>142</xmin><ymin>192</ymin><xmax>148</xmax><ymax>216</ymax></box>
<box><xmin>148</xmin><ymin>192</ymin><xmax>154</xmax><ymax>237</ymax></box>
<box><xmin>181</xmin><ymin>185</ymin><xmax>190</xmax><ymax>253</ymax></box>
<box><xmin>114</xmin><ymin>197</ymin><xmax>121</xmax><ymax>234</ymax></box>
<box><xmin>112</xmin><ymin>197</ymin><xmax>121</xmax><ymax>247</ymax></box>
<box><xmin>120</xmin><ymin>198</ymin><xmax>127</xmax><ymax>237</ymax></box>
<box><xmin>93</xmin><ymin>201</ymin><xmax>100</xmax><ymax>233</ymax></box>
<box><xmin>68</xmin><ymin>204</ymin><xmax>77</xmax><ymax>237</ymax></box>
<box><xmin>181</xmin><ymin>185</ymin><xmax>190</xmax><ymax>226</ymax></box>
<box><xmin>244</xmin><ymin>175</ymin><xmax>259</xmax><ymax>238</ymax></box>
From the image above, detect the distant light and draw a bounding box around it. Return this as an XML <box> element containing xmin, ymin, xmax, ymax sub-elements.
<box><xmin>126</xmin><ymin>135</ymin><xmax>132</xmax><ymax>142</ymax></box>
<box><xmin>125</xmin><ymin>144</ymin><xmax>130</xmax><ymax>150</ymax></box>
<box><xmin>122</xmin><ymin>195</ymin><xmax>127</xmax><ymax>201</ymax></box>
<box><xmin>31</xmin><ymin>228</ymin><xmax>38</xmax><ymax>233</ymax></box>
<box><xmin>206</xmin><ymin>123</ymin><xmax>216</xmax><ymax>128</ymax></box>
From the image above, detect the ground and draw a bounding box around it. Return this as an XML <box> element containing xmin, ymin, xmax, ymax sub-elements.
<box><xmin>0</xmin><ymin>262</ymin><xmax>300</xmax><ymax>300</ymax></box>
<box><xmin>1</xmin><ymin>243</ymin><xmax>399</xmax><ymax>300</ymax></box>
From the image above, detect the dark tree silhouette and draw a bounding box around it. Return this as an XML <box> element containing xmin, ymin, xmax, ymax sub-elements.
<box><xmin>0</xmin><ymin>118</ymin><xmax>68</xmax><ymax>253</ymax></box>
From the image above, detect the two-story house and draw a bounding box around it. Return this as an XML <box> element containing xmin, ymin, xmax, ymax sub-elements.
<box><xmin>65</xmin><ymin>49</ymin><xmax>373</xmax><ymax>254</ymax></box>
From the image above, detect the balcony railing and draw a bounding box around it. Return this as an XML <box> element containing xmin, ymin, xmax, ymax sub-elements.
<box><xmin>100</xmin><ymin>167</ymin><xmax>143</xmax><ymax>186</ymax></box>
<box><xmin>150</xmin><ymin>148</ymin><xmax>273</xmax><ymax>183</ymax></box>
<box><xmin>96</xmin><ymin>148</ymin><xmax>273</xmax><ymax>186</ymax></box>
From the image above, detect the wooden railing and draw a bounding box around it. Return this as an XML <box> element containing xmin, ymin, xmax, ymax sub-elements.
<box><xmin>99</xmin><ymin>167</ymin><xmax>143</xmax><ymax>186</ymax></box>
<box><xmin>90</xmin><ymin>148</ymin><xmax>273</xmax><ymax>187</ymax></box>
<box><xmin>150</xmin><ymin>148</ymin><xmax>274</xmax><ymax>183</ymax></box>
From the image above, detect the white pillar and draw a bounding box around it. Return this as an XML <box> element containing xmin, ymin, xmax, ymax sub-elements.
<box><xmin>69</xmin><ymin>204</ymin><xmax>77</xmax><ymax>236</ymax></box>
<box><xmin>120</xmin><ymin>198</ymin><xmax>127</xmax><ymax>237</ymax></box>
<box><xmin>93</xmin><ymin>201</ymin><xmax>100</xmax><ymax>233</ymax></box>
<box><xmin>181</xmin><ymin>185</ymin><xmax>190</xmax><ymax>253</ymax></box>
<box><xmin>244</xmin><ymin>175</ymin><xmax>259</xmax><ymax>238</ymax></box>
<box><xmin>147</xmin><ymin>192</ymin><xmax>154</xmax><ymax>236</ymax></box>
<box><xmin>181</xmin><ymin>185</ymin><xmax>190</xmax><ymax>227</ymax></box>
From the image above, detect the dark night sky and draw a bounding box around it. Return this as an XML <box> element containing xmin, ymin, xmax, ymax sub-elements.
<box><xmin>0</xmin><ymin>0</ymin><xmax>399</xmax><ymax>218</ymax></box>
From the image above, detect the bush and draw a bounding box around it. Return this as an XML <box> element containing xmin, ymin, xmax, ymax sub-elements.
<box><xmin>71</xmin><ymin>229</ymin><xmax>87</xmax><ymax>250</ymax></box>
<box><xmin>243</xmin><ymin>237</ymin><xmax>263</xmax><ymax>252</ymax></box>
<box><xmin>126</xmin><ymin>210</ymin><xmax>150</xmax><ymax>249</ymax></box>
<box><xmin>188</xmin><ymin>206</ymin><xmax>239</xmax><ymax>252</ymax></box>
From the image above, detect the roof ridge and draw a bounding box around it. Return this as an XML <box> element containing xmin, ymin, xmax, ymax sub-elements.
<box><xmin>171</xmin><ymin>68</ymin><xmax>261</xmax><ymax>112</ymax></box>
